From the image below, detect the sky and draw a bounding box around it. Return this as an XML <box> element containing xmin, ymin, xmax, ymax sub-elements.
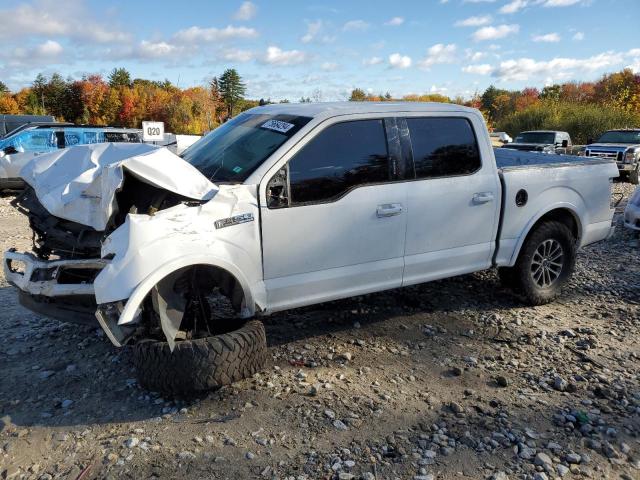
<box><xmin>0</xmin><ymin>0</ymin><xmax>638</xmax><ymax>101</ymax></box>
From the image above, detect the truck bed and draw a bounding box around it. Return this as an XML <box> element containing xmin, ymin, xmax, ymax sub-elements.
<box><xmin>494</xmin><ymin>147</ymin><xmax>613</xmax><ymax>169</ymax></box>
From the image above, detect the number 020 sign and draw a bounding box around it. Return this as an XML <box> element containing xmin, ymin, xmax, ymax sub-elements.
<box><xmin>142</xmin><ymin>121</ymin><xmax>165</xmax><ymax>141</ymax></box>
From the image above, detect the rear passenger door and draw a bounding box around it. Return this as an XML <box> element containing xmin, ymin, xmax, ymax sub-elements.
<box><xmin>260</xmin><ymin>118</ymin><xmax>408</xmax><ymax>312</ymax></box>
<box><xmin>402</xmin><ymin>115</ymin><xmax>500</xmax><ymax>286</ymax></box>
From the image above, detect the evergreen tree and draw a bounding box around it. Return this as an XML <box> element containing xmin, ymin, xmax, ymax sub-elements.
<box><xmin>218</xmin><ymin>69</ymin><xmax>246</xmax><ymax>118</ymax></box>
<box><xmin>108</xmin><ymin>68</ymin><xmax>132</xmax><ymax>88</ymax></box>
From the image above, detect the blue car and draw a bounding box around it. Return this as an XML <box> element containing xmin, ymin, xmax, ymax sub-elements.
<box><xmin>0</xmin><ymin>124</ymin><xmax>142</xmax><ymax>190</ymax></box>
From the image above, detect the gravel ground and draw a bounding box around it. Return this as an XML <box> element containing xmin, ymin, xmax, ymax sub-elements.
<box><xmin>0</xmin><ymin>183</ymin><xmax>639</xmax><ymax>480</ymax></box>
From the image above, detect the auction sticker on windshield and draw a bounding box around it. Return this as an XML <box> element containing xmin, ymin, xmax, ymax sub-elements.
<box><xmin>261</xmin><ymin>119</ymin><xmax>295</xmax><ymax>134</ymax></box>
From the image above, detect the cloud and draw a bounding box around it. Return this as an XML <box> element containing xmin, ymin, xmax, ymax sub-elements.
<box><xmin>262</xmin><ymin>46</ymin><xmax>307</xmax><ymax>65</ymax></box>
<box><xmin>234</xmin><ymin>1</ymin><xmax>257</xmax><ymax>20</ymax></box>
<box><xmin>499</xmin><ymin>0</ymin><xmax>528</xmax><ymax>13</ymax></box>
<box><xmin>455</xmin><ymin>15</ymin><xmax>492</xmax><ymax>27</ymax></box>
<box><xmin>463</xmin><ymin>64</ymin><xmax>494</xmax><ymax>75</ymax></box>
<box><xmin>540</xmin><ymin>0</ymin><xmax>582</xmax><ymax>6</ymax></box>
<box><xmin>0</xmin><ymin>0</ymin><xmax>131</xmax><ymax>44</ymax></box>
<box><xmin>363</xmin><ymin>56</ymin><xmax>383</xmax><ymax>66</ymax></box>
<box><xmin>343</xmin><ymin>20</ymin><xmax>369</xmax><ymax>32</ymax></box>
<box><xmin>572</xmin><ymin>31</ymin><xmax>585</xmax><ymax>41</ymax></box>
<box><xmin>465</xmin><ymin>49</ymin><xmax>487</xmax><ymax>62</ymax></box>
<box><xmin>4</xmin><ymin>39</ymin><xmax>65</xmax><ymax>67</ymax></box>
<box><xmin>389</xmin><ymin>53</ymin><xmax>412</xmax><ymax>69</ymax></box>
<box><xmin>532</xmin><ymin>32</ymin><xmax>561</xmax><ymax>42</ymax></box>
<box><xmin>472</xmin><ymin>24</ymin><xmax>519</xmax><ymax>41</ymax></box>
<box><xmin>172</xmin><ymin>25</ymin><xmax>258</xmax><ymax>43</ymax></box>
<box><xmin>385</xmin><ymin>17</ymin><xmax>405</xmax><ymax>26</ymax></box>
<box><xmin>418</xmin><ymin>43</ymin><xmax>457</xmax><ymax>69</ymax></box>
<box><xmin>492</xmin><ymin>52</ymin><xmax>624</xmax><ymax>81</ymax></box>
<box><xmin>222</xmin><ymin>48</ymin><xmax>255</xmax><ymax>62</ymax></box>
<box><xmin>321</xmin><ymin>62</ymin><xmax>339</xmax><ymax>71</ymax></box>
<box><xmin>300</xmin><ymin>20</ymin><xmax>334</xmax><ymax>44</ymax></box>
<box><xmin>137</xmin><ymin>40</ymin><xmax>179</xmax><ymax>59</ymax></box>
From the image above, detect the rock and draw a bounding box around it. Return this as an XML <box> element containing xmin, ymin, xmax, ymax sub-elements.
<box><xmin>534</xmin><ymin>452</ymin><xmax>553</xmax><ymax>470</ymax></box>
<box><xmin>333</xmin><ymin>419</ymin><xmax>348</xmax><ymax>431</ymax></box>
<box><xmin>490</xmin><ymin>473</ymin><xmax>509</xmax><ymax>480</ymax></box>
<box><xmin>324</xmin><ymin>409</ymin><xmax>336</xmax><ymax>420</ymax></box>
<box><xmin>338</xmin><ymin>474</ymin><xmax>354</xmax><ymax>480</ymax></box>
<box><xmin>449</xmin><ymin>402</ymin><xmax>464</xmax><ymax>414</ymax></box>
<box><xmin>362</xmin><ymin>473</ymin><xmax>375</xmax><ymax>480</ymax></box>
<box><xmin>518</xmin><ymin>445</ymin><xmax>535</xmax><ymax>460</ymax></box>
<box><xmin>413</xmin><ymin>476</ymin><xmax>433</xmax><ymax>480</ymax></box>
<box><xmin>556</xmin><ymin>464</ymin><xmax>570</xmax><ymax>477</ymax></box>
<box><xmin>124</xmin><ymin>437</ymin><xmax>139</xmax><ymax>448</ymax></box>
<box><xmin>533</xmin><ymin>473</ymin><xmax>548</xmax><ymax>480</ymax></box>
<box><xmin>60</xmin><ymin>399</ymin><xmax>73</xmax><ymax>409</ymax></box>
<box><xmin>176</xmin><ymin>451</ymin><xmax>194</xmax><ymax>460</ymax></box>
<box><xmin>496</xmin><ymin>375</ymin><xmax>509</xmax><ymax>387</ymax></box>
<box><xmin>565</xmin><ymin>453</ymin><xmax>581</xmax><ymax>464</ymax></box>
<box><xmin>339</xmin><ymin>352</ymin><xmax>353</xmax><ymax>362</ymax></box>
<box><xmin>38</xmin><ymin>371</ymin><xmax>55</xmax><ymax>380</ymax></box>
<box><xmin>245</xmin><ymin>452</ymin><xmax>255</xmax><ymax>460</ymax></box>
<box><xmin>553</xmin><ymin>376</ymin><xmax>568</xmax><ymax>392</ymax></box>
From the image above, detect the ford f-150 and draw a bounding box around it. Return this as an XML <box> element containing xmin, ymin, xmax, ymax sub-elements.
<box><xmin>4</xmin><ymin>102</ymin><xmax>618</xmax><ymax>393</ymax></box>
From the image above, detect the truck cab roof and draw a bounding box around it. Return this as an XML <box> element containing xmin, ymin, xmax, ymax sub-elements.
<box><xmin>251</xmin><ymin>101</ymin><xmax>479</xmax><ymax>121</ymax></box>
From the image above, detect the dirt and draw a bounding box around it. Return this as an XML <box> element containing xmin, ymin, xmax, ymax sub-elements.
<box><xmin>0</xmin><ymin>184</ymin><xmax>639</xmax><ymax>480</ymax></box>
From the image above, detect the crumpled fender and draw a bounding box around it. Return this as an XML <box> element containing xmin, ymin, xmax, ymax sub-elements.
<box><xmin>93</xmin><ymin>184</ymin><xmax>266</xmax><ymax>325</ymax></box>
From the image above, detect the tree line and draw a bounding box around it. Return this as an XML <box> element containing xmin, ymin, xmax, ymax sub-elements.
<box><xmin>348</xmin><ymin>69</ymin><xmax>640</xmax><ymax>144</ymax></box>
<box><xmin>1</xmin><ymin>68</ymin><xmax>639</xmax><ymax>141</ymax></box>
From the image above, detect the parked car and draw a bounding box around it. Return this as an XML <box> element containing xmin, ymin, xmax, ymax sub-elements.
<box><xmin>624</xmin><ymin>186</ymin><xmax>640</xmax><ymax>231</ymax></box>
<box><xmin>0</xmin><ymin>124</ymin><xmax>142</xmax><ymax>190</ymax></box>
<box><xmin>582</xmin><ymin>129</ymin><xmax>640</xmax><ymax>185</ymax></box>
<box><xmin>501</xmin><ymin>130</ymin><xmax>572</xmax><ymax>154</ymax></box>
<box><xmin>4</xmin><ymin>102</ymin><xmax>618</xmax><ymax>394</ymax></box>
<box><xmin>490</xmin><ymin>131</ymin><xmax>512</xmax><ymax>147</ymax></box>
<box><xmin>0</xmin><ymin>114</ymin><xmax>55</xmax><ymax>137</ymax></box>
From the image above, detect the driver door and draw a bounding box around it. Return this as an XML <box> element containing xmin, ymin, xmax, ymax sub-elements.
<box><xmin>259</xmin><ymin>118</ymin><xmax>408</xmax><ymax>312</ymax></box>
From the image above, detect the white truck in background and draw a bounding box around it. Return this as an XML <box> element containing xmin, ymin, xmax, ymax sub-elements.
<box><xmin>4</xmin><ymin>102</ymin><xmax>618</xmax><ymax>394</ymax></box>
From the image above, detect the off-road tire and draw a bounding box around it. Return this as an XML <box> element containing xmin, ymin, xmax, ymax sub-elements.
<box><xmin>513</xmin><ymin>221</ymin><xmax>576</xmax><ymax>306</ymax></box>
<box><xmin>630</xmin><ymin>166</ymin><xmax>639</xmax><ymax>185</ymax></box>
<box><xmin>132</xmin><ymin>320</ymin><xmax>268</xmax><ymax>395</ymax></box>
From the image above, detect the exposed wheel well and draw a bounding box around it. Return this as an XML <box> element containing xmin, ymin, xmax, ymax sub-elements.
<box><xmin>513</xmin><ymin>208</ymin><xmax>580</xmax><ymax>265</ymax></box>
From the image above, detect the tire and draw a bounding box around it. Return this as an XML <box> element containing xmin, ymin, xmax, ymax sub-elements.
<box><xmin>512</xmin><ymin>221</ymin><xmax>576</xmax><ymax>306</ymax></box>
<box><xmin>132</xmin><ymin>320</ymin><xmax>269</xmax><ymax>396</ymax></box>
<box><xmin>630</xmin><ymin>166</ymin><xmax>639</xmax><ymax>185</ymax></box>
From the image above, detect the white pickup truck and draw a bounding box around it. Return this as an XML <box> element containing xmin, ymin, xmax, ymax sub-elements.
<box><xmin>4</xmin><ymin>102</ymin><xmax>618</xmax><ymax>394</ymax></box>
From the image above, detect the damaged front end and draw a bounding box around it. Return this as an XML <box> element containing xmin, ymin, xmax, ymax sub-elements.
<box><xmin>5</xmin><ymin>142</ymin><xmax>264</xmax><ymax>348</ymax></box>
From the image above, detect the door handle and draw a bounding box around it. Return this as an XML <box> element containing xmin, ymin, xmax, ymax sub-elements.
<box><xmin>376</xmin><ymin>203</ymin><xmax>403</xmax><ymax>217</ymax></box>
<box><xmin>473</xmin><ymin>192</ymin><xmax>494</xmax><ymax>204</ymax></box>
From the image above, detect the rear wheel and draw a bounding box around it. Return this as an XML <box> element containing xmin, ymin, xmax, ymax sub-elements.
<box><xmin>511</xmin><ymin>221</ymin><xmax>576</xmax><ymax>305</ymax></box>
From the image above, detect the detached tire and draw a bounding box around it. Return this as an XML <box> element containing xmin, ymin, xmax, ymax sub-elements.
<box><xmin>512</xmin><ymin>221</ymin><xmax>576</xmax><ymax>306</ymax></box>
<box><xmin>133</xmin><ymin>320</ymin><xmax>268</xmax><ymax>395</ymax></box>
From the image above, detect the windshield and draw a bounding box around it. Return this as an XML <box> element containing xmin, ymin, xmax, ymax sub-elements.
<box><xmin>514</xmin><ymin>132</ymin><xmax>556</xmax><ymax>144</ymax></box>
<box><xmin>596</xmin><ymin>130</ymin><xmax>640</xmax><ymax>144</ymax></box>
<box><xmin>180</xmin><ymin>113</ymin><xmax>312</xmax><ymax>183</ymax></box>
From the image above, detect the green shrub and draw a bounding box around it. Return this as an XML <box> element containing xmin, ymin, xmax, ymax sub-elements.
<box><xmin>496</xmin><ymin>102</ymin><xmax>640</xmax><ymax>144</ymax></box>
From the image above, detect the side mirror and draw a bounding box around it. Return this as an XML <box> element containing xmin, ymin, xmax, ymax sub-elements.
<box><xmin>561</xmin><ymin>140</ymin><xmax>569</xmax><ymax>148</ymax></box>
<box><xmin>266</xmin><ymin>166</ymin><xmax>289</xmax><ymax>209</ymax></box>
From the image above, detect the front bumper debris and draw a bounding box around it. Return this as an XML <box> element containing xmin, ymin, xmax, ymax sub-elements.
<box><xmin>4</xmin><ymin>250</ymin><xmax>108</xmax><ymax>324</ymax></box>
<box><xmin>4</xmin><ymin>250</ymin><xmax>107</xmax><ymax>297</ymax></box>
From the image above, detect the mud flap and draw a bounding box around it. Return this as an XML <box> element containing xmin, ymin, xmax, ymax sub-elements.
<box><xmin>151</xmin><ymin>271</ymin><xmax>187</xmax><ymax>351</ymax></box>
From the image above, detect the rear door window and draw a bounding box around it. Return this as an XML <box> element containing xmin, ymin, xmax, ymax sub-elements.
<box><xmin>406</xmin><ymin>117</ymin><xmax>481</xmax><ymax>179</ymax></box>
<box><xmin>288</xmin><ymin>119</ymin><xmax>391</xmax><ymax>205</ymax></box>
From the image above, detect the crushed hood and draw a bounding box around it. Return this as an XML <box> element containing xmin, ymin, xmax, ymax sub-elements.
<box><xmin>20</xmin><ymin>143</ymin><xmax>218</xmax><ymax>231</ymax></box>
